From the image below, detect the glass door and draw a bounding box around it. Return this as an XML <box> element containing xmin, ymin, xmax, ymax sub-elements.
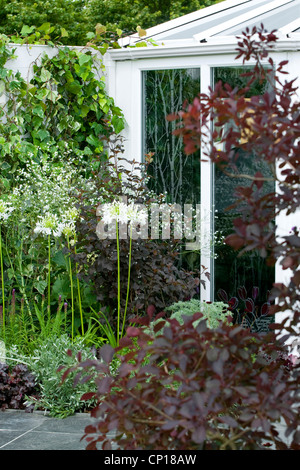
<box><xmin>212</xmin><ymin>66</ymin><xmax>275</xmax><ymax>331</ymax></box>
<box><xmin>142</xmin><ymin>68</ymin><xmax>201</xmax><ymax>271</ymax></box>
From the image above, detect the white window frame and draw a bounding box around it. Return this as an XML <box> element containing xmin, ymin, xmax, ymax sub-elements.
<box><xmin>106</xmin><ymin>47</ymin><xmax>299</xmax><ymax>305</ymax></box>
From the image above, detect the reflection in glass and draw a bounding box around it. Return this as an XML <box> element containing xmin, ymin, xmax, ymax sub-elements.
<box><xmin>143</xmin><ymin>68</ymin><xmax>201</xmax><ymax>272</ymax></box>
<box><xmin>143</xmin><ymin>68</ymin><xmax>200</xmax><ymax>207</ymax></box>
<box><xmin>213</xmin><ymin>67</ymin><xmax>275</xmax><ymax>330</ymax></box>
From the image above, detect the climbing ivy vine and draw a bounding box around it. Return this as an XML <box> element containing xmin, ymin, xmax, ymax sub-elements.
<box><xmin>0</xmin><ymin>25</ymin><xmax>125</xmax><ymax>191</ymax></box>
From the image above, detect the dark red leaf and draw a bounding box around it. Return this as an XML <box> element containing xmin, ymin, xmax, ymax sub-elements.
<box><xmin>100</xmin><ymin>344</ymin><xmax>115</xmax><ymax>364</ymax></box>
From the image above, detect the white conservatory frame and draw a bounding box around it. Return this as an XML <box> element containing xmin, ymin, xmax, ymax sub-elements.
<box><xmin>103</xmin><ymin>0</ymin><xmax>300</xmax><ymax>304</ymax></box>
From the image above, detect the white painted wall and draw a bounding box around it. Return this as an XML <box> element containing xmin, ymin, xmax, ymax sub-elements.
<box><xmin>6</xmin><ymin>44</ymin><xmax>59</xmax><ymax>80</ymax></box>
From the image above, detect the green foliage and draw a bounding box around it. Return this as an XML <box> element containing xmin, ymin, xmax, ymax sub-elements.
<box><xmin>0</xmin><ymin>36</ymin><xmax>124</xmax><ymax>191</ymax></box>
<box><xmin>166</xmin><ymin>298</ymin><xmax>231</xmax><ymax>328</ymax></box>
<box><xmin>26</xmin><ymin>334</ymin><xmax>98</xmax><ymax>418</ymax></box>
<box><xmin>0</xmin><ymin>0</ymin><xmax>88</xmax><ymax>46</ymax></box>
<box><xmin>0</xmin><ymin>25</ymin><xmax>125</xmax><ymax>351</ymax></box>
<box><xmin>86</xmin><ymin>0</ymin><xmax>223</xmax><ymax>36</ymax></box>
<box><xmin>0</xmin><ymin>1</ymin><xmax>224</xmax><ymax>46</ymax></box>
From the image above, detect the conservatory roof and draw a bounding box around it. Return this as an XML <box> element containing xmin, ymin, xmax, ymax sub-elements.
<box><xmin>117</xmin><ymin>0</ymin><xmax>300</xmax><ymax>54</ymax></box>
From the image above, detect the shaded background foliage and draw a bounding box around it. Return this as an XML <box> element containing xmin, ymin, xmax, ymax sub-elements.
<box><xmin>0</xmin><ymin>0</ymin><xmax>223</xmax><ymax>45</ymax></box>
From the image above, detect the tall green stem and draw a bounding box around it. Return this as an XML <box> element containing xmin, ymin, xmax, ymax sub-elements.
<box><xmin>116</xmin><ymin>220</ymin><xmax>121</xmax><ymax>346</ymax></box>
<box><xmin>47</xmin><ymin>234</ymin><xmax>51</xmax><ymax>310</ymax></box>
<box><xmin>121</xmin><ymin>224</ymin><xmax>132</xmax><ymax>339</ymax></box>
<box><xmin>74</xmin><ymin>239</ymin><xmax>84</xmax><ymax>336</ymax></box>
<box><xmin>67</xmin><ymin>236</ymin><xmax>75</xmax><ymax>342</ymax></box>
<box><xmin>0</xmin><ymin>229</ymin><xmax>5</xmax><ymax>339</ymax></box>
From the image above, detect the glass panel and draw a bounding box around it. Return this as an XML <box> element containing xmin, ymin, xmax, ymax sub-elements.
<box><xmin>143</xmin><ymin>68</ymin><xmax>200</xmax><ymax>206</ymax></box>
<box><xmin>142</xmin><ymin>68</ymin><xmax>201</xmax><ymax>271</ymax></box>
<box><xmin>213</xmin><ymin>66</ymin><xmax>275</xmax><ymax>331</ymax></box>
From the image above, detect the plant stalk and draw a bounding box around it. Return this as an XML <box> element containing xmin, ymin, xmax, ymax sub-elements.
<box><xmin>0</xmin><ymin>229</ymin><xmax>5</xmax><ymax>339</ymax></box>
<box><xmin>116</xmin><ymin>220</ymin><xmax>121</xmax><ymax>346</ymax></box>
<box><xmin>47</xmin><ymin>234</ymin><xmax>51</xmax><ymax>311</ymax></box>
<box><xmin>67</xmin><ymin>236</ymin><xmax>75</xmax><ymax>342</ymax></box>
<box><xmin>74</xmin><ymin>240</ymin><xmax>84</xmax><ymax>336</ymax></box>
<box><xmin>121</xmin><ymin>224</ymin><xmax>132</xmax><ymax>339</ymax></box>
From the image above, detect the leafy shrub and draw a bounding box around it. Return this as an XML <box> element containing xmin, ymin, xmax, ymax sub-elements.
<box><xmin>0</xmin><ymin>37</ymin><xmax>124</xmax><ymax>190</ymax></box>
<box><xmin>26</xmin><ymin>334</ymin><xmax>98</xmax><ymax>418</ymax></box>
<box><xmin>166</xmin><ymin>299</ymin><xmax>230</xmax><ymax>329</ymax></box>
<box><xmin>64</xmin><ymin>313</ymin><xmax>299</xmax><ymax>450</ymax></box>
<box><xmin>74</xmin><ymin>157</ymin><xmax>201</xmax><ymax>328</ymax></box>
<box><xmin>0</xmin><ymin>362</ymin><xmax>37</xmax><ymax>411</ymax></box>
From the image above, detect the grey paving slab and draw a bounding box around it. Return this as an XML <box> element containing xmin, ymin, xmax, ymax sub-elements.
<box><xmin>0</xmin><ymin>411</ymin><xmax>47</xmax><ymax>431</ymax></box>
<box><xmin>0</xmin><ymin>431</ymin><xmax>24</xmax><ymax>447</ymax></box>
<box><xmin>1</xmin><ymin>429</ymin><xmax>87</xmax><ymax>450</ymax></box>
<box><xmin>0</xmin><ymin>410</ymin><xmax>95</xmax><ymax>450</ymax></box>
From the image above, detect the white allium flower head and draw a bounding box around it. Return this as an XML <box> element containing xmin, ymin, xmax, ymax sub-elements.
<box><xmin>126</xmin><ymin>202</ymin><xmax>148</xmax><ymax>226</ymax></box>
<box><xmin>60</xmin><ymin>221</ymin><xmax>76</xmax><ymax>238</ymax></box>
<box><xmin>61</xmin><ymin>207</ymin><xmax>79</xmax><ymax>223</ymax></box>
<box><xmin>100</xmin><ymin>200</ymin><xmax>147</xmax><ymax>226</ymax></box>
<box><xmin>34</xmin><ymin>212</ymin><xmax>60</xmax><ymax>237</ymax></box>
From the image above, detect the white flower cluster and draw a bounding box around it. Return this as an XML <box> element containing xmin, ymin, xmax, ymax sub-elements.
<box><xmin>100</xmin><ymin>200</ymin><xmax>148</xmax><ymax>226</ymax></box>
<box><xmin>34</xmin><ymin>207</ymin><xmax>80</xmax><ymax>239</ymax></box>
<box><xmin>34</xmin><ymin>213</ymin><xmax>61</xmax><ymax>237</ymax></box>
<box><xmin>0</xmin><ymin>200</ymin><xmax>14</xmax><ymax>222</ymax></box>
<box><xmin>11</xmin><ymin>157</ymin><xmax>97</xmax><ymax>222</ymax></box>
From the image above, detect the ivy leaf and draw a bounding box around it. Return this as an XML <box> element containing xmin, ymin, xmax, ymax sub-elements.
<box><xmin>40</xmin><ymin>67</ymin><xmax>52</xmax><ymax>83</ymax></box>
<box><xmin>78</xmin><ymin>54</ymin><xmax>92</xmax><ymax>67</ymax></box>
<box><xmin>47</xmin><ymin>90</ymin><xmax>58</xmax><ymax>103</ymax></box>
<box><xmin>86</xmin><ymin>134</ymin><xmax>101</xmax><ymax>147</ymax></box>
<box><xmin>20</xmin><ymin>25</ymin><xmax>36</xmax><ymax>36</ymax></box>
<box><xmin>66</xmin><ymin>81</ymin><xmax>82</xmax><ymax>94</ymax></box>
<box><xmin>95</xmin><ymin>24</ymin><xmax>106</xmax><ymax>35</ymax></box>
<box><xmin>112</xmin><ymin>115</ymin><xmax>125</xmax><ymax>134</ymax></box>
<box><xmin>79</xmin><ymin>104</ymin><xmax>90</xmax><ymax>117</ymax></box>
<box><xmin>36</xmin><ymin>129</ymin><xmax>50</xmax><ymax>141</ymax></box>
<box><xmin>60</xmin><ymin>27</ymin><xmax>68</xmax><ymax>38</ymax></box>
<box><xmin>1</xmin><ymin>161</ymin><xmax>11</xmax><ymax>171</ymax></box>
<box><xmin>86</xmin><ymin>32</ymin><xmax>95</xmax><ymax>39</ymax></box>
<box><xmin>74</xmin><ymin>64</ymin><xmax>90</xmax><ymax>81</ymax></box>
<box><xmin>32</xmin><ymin>105</ymin><xmax>44</xmax><ymax>118</ymax></box>
<box><xmin>137</xmin><ymin>26</ymin><xmax>147</xmax><ymax>38</ymax></box>
<box><xmin>37</xmin><ymin>23</ymin><xmax>52</xmax><ymax>34</ymax></box>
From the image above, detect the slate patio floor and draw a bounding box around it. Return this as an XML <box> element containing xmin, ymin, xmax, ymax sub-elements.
<box><xmin>0</xmin><ymin>409</ymin><xmax>99</xmax><ymax>450</ymax></box>
<box><xmin>0</xmin><ymin>409</ymin><xmax>295</xmax><ymax>450</ymax></box>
